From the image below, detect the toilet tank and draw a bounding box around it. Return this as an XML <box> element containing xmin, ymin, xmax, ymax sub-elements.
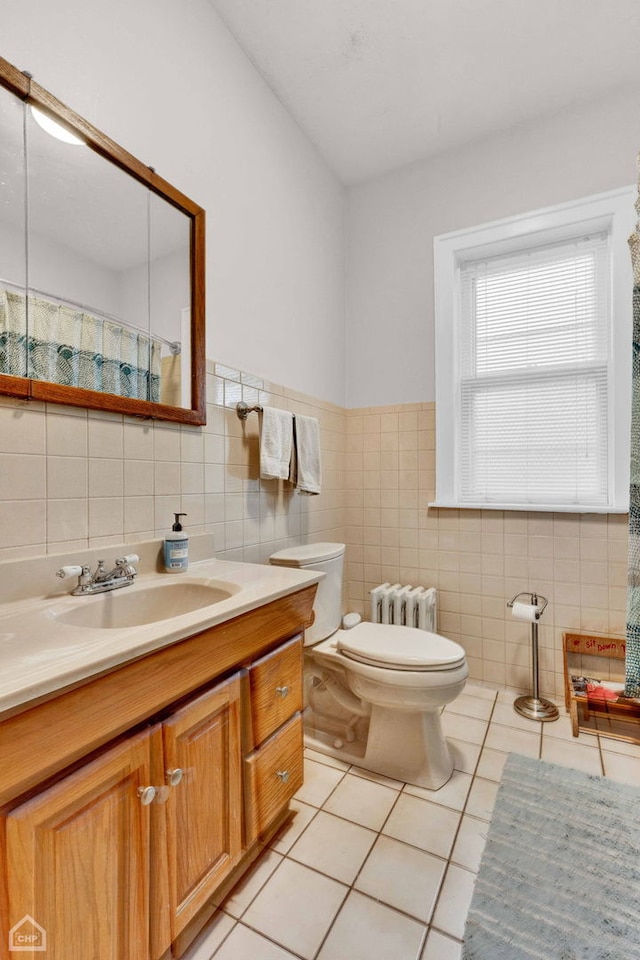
<box><xmin>269</xmin><ymin>542</ymin><xmax>345</xmax><ymax>646</ymax></box>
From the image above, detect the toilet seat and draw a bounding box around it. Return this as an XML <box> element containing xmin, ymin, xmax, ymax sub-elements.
<box><xmin>336</xmin><ymin>622</ymin><xmax>466</xmax><ymax>672</ymax></box>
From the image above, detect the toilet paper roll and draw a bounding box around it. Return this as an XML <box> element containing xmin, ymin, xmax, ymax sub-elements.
<box><xmin>511</xmin><ymin>601</ymin><xmax>541</xmax><ymax>622</ymax></box>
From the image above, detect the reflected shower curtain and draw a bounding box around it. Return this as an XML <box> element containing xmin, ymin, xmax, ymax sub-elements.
<box><xmin>0</xmin><ymin>289</ymin><xmax>162</xmax><ymax>401</ymax></box>
<box><xmin>626</xmin><ymin>170</ymin><xmax>640</xmax><ymax>697</ymax></box>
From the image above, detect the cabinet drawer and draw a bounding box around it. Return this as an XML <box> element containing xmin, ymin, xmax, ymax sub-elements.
<box><xmin>244</xmin><ymin>713</ymin><xmax>303</xmax><ymax>840</ymax></box>
<box><xmin>249</xmin><ymin>635</ymin><xmax>303</xmax><ymax>747</ymax></box>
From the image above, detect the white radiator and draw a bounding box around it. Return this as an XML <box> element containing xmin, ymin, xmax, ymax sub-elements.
<box><xmin>369</xmin><ymin>582</ymin><xmax>437</xmax><ymax>632</ymax></box>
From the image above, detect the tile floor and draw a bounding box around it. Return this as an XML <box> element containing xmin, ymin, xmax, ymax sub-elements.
<box><xmin>184</xmin><ymin>684</ymin><xmax>640</xmax><ymax>960</ymax></box>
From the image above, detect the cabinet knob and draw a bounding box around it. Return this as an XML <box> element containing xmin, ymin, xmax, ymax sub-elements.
<box><xmin>137</xmin><ymin>785</ymin><xmax>156</xmax><ymax>806</ymax></box>
<box><xmin>276</xmin><ymin>769</ymin><xmax>290</xmax><ymax>783</ymax></box>
<box><xmin>276</xmin><ymin>685</ymin><xmax>289</xmax><ymax>698</ymax></box>
<box><xmin>166</xmin><ymin>768</ymin><xmax>184</xmax><ymax>787</ymax></box>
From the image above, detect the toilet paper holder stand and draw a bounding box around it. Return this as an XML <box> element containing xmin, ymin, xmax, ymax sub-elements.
<box><xmin>507</xmin><ymin>591</ymin><xmax>559</xmax><ymax>722</ymax></box>
<box><xmin>506</xmin><ymin>591</ymin><xmax>548</xmax><ymax>619</ymax></box>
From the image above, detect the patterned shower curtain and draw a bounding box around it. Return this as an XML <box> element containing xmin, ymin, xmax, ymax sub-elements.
<box><xmin>626</xmin><ymin>171</ymin><xmax>640</xmax><ymax>697</ymax></box>
<box><xmin>0</xmin><ymin>289</ymin><xmax>162</xmax><ymax>402</ymax></box>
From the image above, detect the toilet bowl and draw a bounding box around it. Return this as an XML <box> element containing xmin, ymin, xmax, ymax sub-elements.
<box><xmin>269</xmin><ymin>542</ymin><xmax>468</xmax><ymax>789</ymax></box>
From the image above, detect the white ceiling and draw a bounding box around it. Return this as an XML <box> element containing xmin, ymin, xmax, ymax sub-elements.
<box><xmin>209</xmin><ymin>0</ymin><xmax>640</xmax><ymax>185</ymax></box>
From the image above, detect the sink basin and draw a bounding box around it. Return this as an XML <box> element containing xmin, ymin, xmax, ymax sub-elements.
<box><xmin>53</xmin><ymin>579</ymin><xmax>238</xmax><ymax>630</ymax></box>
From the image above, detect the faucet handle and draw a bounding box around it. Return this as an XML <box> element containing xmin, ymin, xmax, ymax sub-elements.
<box><xmin>117</xmin><ymin>554</ymin><xmax>139</xmax><ymax>565</ymax></box>
<box><xmin>56</xmin><ymin>565</ymin><xmax>84</xmax><ymax>579</ymax></box>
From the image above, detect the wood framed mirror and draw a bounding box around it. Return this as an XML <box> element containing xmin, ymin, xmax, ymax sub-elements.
<box><xmin>0</xmin><ymin>55</ymin><xmax>206</xmax><ymax>425</ymax></box>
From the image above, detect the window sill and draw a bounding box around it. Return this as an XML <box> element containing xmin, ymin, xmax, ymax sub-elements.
<box><xmin>428</xmin><ymin>500</ymin><xmax>628</xmax><ymax>515</ymax></box>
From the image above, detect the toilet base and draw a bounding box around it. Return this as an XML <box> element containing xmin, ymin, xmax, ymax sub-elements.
<box><xmin>303</xmin><ymin>704</ymin><xmax>454</xmax><ymax>791</ymax></box>
<box><xmin>364</xmin><ymin>704</ymin><xmax>453</xmax><ymax>790</ymax></box>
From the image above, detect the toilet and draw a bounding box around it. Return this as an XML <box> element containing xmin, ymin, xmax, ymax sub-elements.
<box><xmin>269</xmin><ymin>542</ymin><xmax>468</xmax><ymax>789</ymax></box>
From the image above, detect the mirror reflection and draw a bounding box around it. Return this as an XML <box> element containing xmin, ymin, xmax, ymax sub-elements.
<box><xmin>0</xmin><ymin>59</ymin><xmax>204</xmax><ymax>423</ymax></box>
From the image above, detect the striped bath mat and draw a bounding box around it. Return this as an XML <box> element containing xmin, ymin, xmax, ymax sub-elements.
<box><xmin>463</xmin><ymin>753</ymin><xmax>640</xmax><ymax>959</ymax></box>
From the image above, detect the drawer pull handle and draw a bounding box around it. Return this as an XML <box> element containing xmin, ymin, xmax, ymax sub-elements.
<box><xmin>137</xmin><ymin>785</ymin><xmax>157</xmax><ymax>806</ymax></box>
<box><xmin>276</xmin><ymin>769</ymin><xmax>290</xmax><ymax>784</ymax></box>
<box><xmin>166</xmin><ymin>768</ymin><xmax>184</xmax><ymax>787</ymax></box>
<box><xmin>276</xmin><ymin>685</ymin><xmax>289</xmax><ymax>698</ymax></box>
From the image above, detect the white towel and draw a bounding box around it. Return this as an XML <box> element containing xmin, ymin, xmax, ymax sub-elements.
<box><xmin>291</xmin><ymin>414</ymin><xmax>322</xmax><ymax>495</ymax></box>
<box><xmin>260</xmin><ymin>407</ymin><xmax>294</xmax><ymax>480</ymax></box>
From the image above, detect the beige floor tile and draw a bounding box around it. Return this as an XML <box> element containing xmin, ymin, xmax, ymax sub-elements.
<box><xmin>541</xmin><ymin>736</ymin><xmax>603</xmax><ymax>775</ymax></box>
<box><xmin>294</xmin><ymin>758</ymin><xmax>345</xmax><ymax>807</ymax></box>
<box><xmin>491</xmin><ymin>700</ymin><xmax>545</xmax><ymax>732</ymax></box>
<box><xmin>599</xmin><ymin>735</ymin><xmax>640</xmax><ymax>759</ymax></box>
<box><xmin>242</xmin><ymin>860</ymin><xmax>347</xmax><ymax>960</ymax></box>
<box><xmin>432</xmin><ymin>864</ymin><xmax>476</xmax><ymax>940</ymax></box>
<box><xmin>461</xmin><ymin>682</ymin><xmax>498</xmax><ymax>702</ymax></box>
<box><xmin>450</xmin><ymin>815</ymin><xmax>489</xmax><ymax>873</ymax></box>
<box><xmin>269</xmin><ymin>800</ymin><xmax>317</xmax><ymax>855</ymax></box>
<box><xmin>465</xmin><ymin>777</ymin><xmax>499</xmax><ymax>822</ymax></box>
<box><xmin>484</xmin><ymin>722</ymin><xmax>540</xmax><ymax>757</ymax></box>
<box><xmin>404</xmin><ymin>769</ymin><xmax>473</xmax><ymax>811</ymax></box>
<box><xmin>349</xmin><ymin>764</ymin><xmax>404</xmax><ymax>789</ymax></box>
<box><xmin>475</xmin><ymin>746</ymin><xmax>508</xmax><ymax>782</ymax></box>
<box><xmin>441</xmin><ymin>711</ymin><xmax>488</xmax><ymax>745</ymax></box>
<box><xmin>185</xmin><ymin>675</ymin><xmax>640</xmax><ymax>959</ymax></box>
<box><xmin>421</xmin><ymin>929</ymin><xmax>463</xmax><ymax>960</ymax></box>
<box><xmin>445</xmin><ymin>692</ymin><xmax>495</xmax><ymax>721</ymax></box>
<box><xmin>221</xmin><ymin>850</ymin><xmax>283</xmax><ymax>918</ymax></box>
<box><xmin>304</xmin><ymin>747</ymin><xmax>351</xmax><ymax>770</ymax></box>
<box><xmin>354</xmin><ymin>834</ymin><xmax>445</xmax><ymax>922</ymax></box>
<box><xmin>288</xmin><ymin>810</ymin><xmax>377</xmax><ymax>884</ymax></box>
<box><xmin>540</xmin><ymin>713</ymin><xmax>579</xmax><ymax>741</ymax></box>
<box><xmin>382</xmin><ymin>793</ymin><xmax>461</xmax><ymax>859</ymax></box>
<box><xmin>601</xmin><ymin>750</ymin><xmax>640</xmax><ymax>785</ymax></box>
<box><xmin>316</xmin><ymin>890</ymin><xmax>426</xmax><ymax>960</ymax></box>
<box><xmin>495</xmin><ymin>688</ymin><xmax>522</xmax><ymax>705</ymax></box>
<box><xmin>322</xmin><ymin>772</ymin><xmax>399</xmax><ymax>830</ymax></box>
<box><xmin>212</xmin><ymin>923</ymin><xmax>299</xmax><ymax>959</ymax></box>
<box><xmin>182</xmin><ymin>912</ymin><xmax>236</xmax><ymax>960</ymax></box>
<box><xmin>448</xmin><ymin>737</ymin><xmax>482</xmax><ymax>774</ymax></box>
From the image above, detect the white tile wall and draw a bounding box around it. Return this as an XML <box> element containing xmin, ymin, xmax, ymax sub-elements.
<box><xmin>0</xmin><ymin>378</ymin><xmax>629</xmax><ymax>701</ymax></box>
<box><xmin>0</xmin><ymin>361</ymin><xmax>346</xmax><ymax>568</ymax></box>
<box><xmin>343</xmin><ymin>401</ymin><xmax>629</xmax><ymax>701</ymax></box>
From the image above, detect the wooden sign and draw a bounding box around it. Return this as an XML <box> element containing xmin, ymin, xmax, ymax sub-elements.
<box><xmin>563</xmin><ymin>633</ymin><xmax>626</xmax><ymax>660</ymax></box>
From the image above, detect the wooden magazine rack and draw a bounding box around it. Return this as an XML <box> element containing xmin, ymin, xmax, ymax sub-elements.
<box><xmin>563</xmin><ymin>632</ymin><xmax>640</xmax><ymax>744</ymax></box>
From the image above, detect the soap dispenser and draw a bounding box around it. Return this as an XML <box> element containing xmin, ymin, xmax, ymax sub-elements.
<box><xmin>164</xmin><ymin>513</ymin><xmax>189</xmax><ymax>573</ymax></box>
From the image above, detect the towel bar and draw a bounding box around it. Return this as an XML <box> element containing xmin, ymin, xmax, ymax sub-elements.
<box><xmin>236</xmin><ymin>401</ymin><xmax>263</xmax><ymax>420</ymax></box>
<box><xmin>237</xmin><ymin>401</ymin><xmax>298</xmax><ymax>422</ymax></box>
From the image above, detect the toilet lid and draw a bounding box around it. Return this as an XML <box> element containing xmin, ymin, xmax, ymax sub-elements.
<box><xmin>337</xmin><ymin>622</ymin><xmax>466</xmax><ymax>671</ymax></box>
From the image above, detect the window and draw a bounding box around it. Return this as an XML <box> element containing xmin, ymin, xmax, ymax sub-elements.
<box><xmin>433</xmin><ymin>188</ymin><xmax>635</xmax><ymax>512</ymax></box>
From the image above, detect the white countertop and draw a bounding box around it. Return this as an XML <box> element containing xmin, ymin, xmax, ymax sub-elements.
<box><xmin>0</xmin><ymin>557</ymin><xmax>320</xmax><ymax>717</ymax></box>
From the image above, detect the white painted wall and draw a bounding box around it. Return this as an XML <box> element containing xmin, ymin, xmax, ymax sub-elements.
<box><xmin>1</xmin><ymin>0</ymin><xmax>346</xmax><ymax>405</ymax></box>
<box><xmin>0</xmin><ymin>221</ymin><xmax>122</xmax><ymax>315</ymax></box>
<box><xmin>346</xmin><ymin>87</ymin><xmax>639</xmax><ymax>408</ymax></box>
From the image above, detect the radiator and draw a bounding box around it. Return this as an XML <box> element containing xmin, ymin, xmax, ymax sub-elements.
<box><xmin>369</xmin><ymin>582</ymin><xmax>437</xmax><ymax>632</ymax></box>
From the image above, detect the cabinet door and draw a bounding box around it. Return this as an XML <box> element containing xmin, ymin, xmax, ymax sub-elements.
<box><xmin>162</xmin><ymin>673</ymin><xmax>242</xmax><ymax>940</ymax></box>
<box><xmin>4</xmin><ymin>726</ymin><xmax>157</xmax><ymax>960</ymax></box>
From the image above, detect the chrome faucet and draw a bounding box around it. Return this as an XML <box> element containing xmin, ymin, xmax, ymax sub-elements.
<box><xmin>56</xmin><ymin>554</ymin><xmax>139</xmax><ymax>596</ymax></box>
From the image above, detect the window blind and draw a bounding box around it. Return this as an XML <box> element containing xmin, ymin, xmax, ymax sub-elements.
<box><xmin>458</xmin><ymin>232</ymin><xmax>610</xmax><ymax>506</ymax></box>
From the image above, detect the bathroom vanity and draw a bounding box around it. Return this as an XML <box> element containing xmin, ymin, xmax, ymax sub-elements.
<box><xmin>0</xmin><ymin>550</ymin><xmax>318</xmax><ymax>960</ymax></box>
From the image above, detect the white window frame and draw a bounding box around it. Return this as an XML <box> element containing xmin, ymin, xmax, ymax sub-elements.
<box><xmin>432</xmin><ymin>187</ymin><xmax>635</xmax><ymax>513</ymax></box>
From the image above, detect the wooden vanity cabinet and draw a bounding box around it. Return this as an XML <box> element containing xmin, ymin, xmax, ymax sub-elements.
<box><xmin>5</xmin><ymin>727</ymin><xmax>157</xmax><ymax>960</ymax></box>
<box><xmin>0</xmin><ymin>585</ymin><xmax>315</xmax><ymax>960</ymax></box>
